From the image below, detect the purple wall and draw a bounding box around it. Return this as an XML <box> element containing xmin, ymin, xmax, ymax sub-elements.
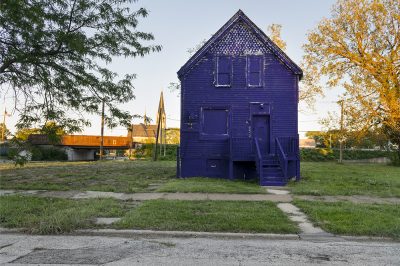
<box><xmin>178</xmin><ymin>11</ymin><xmax>302</xmax><ymax>185</ymax></box>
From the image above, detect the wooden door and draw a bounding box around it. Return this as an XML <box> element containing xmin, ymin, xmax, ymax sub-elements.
<box><xmin>252</xmin><ymin>115</ymin><xmax>270</xmax><ymax>155</ymax></box>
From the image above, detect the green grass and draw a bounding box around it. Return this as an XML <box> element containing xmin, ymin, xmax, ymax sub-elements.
<box><xmin>0</xmin><ymin>160</ymin><xmax>268</xmax><ymax>194</ymax></box>
<box><xmin>289</xmin><ymin>162</ymin><xmax>400</xmax><ymax>197</ymax></box>
<box><xmin>157</xmin><ymin>177</ymin><xmax>266</xmax><ymax>194</ymax></box>
<box><xmin>0</xmin><ymin>160</ymin><xmax>176</xmax><ymax>193</ymax></box>
<box><xmin>294</xmin><ymin>200</ymin><xmax>400</xmax><ymax>238</ymax></box>
<box><xmin>0</xmin><ymin>195</ymin><xmax>128</xmax><ymax>234</ymax></box>
<box><xmin>116</xmin><ymin>200</ymin><xmax>298</xmax><ymax>233</ymax></box>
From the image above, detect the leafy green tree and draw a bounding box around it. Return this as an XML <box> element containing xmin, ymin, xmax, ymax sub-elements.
<box><xmin>14</xmin><ymin>128</ymin><xmax>41</xmax><ymax>141</ymax></box>
<box><xmin>302</xmin><ymin>0</ymin><xmax>400</xmax><ymax>154</ymax></box>
<box><xmin>0</xmin><ymin>0</ymin><xmax>161</xmax><ymax>132</ymax></box>
<box><xmin>14</xmin><ymin>121</ymin><xmax>64</xmax><ymax>141</ymax></box>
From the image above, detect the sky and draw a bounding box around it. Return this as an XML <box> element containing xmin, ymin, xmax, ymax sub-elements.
<box><xmin>2</xmin><ymin>0</ymin><xmax>340</xmax><ymax>137</ymax></box>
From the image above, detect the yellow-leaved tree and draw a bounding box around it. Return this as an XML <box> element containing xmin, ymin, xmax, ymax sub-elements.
<box><xmin>267</xmin><ymin>24</ymin><xmax>287</xmax><ymax>51</ymax></box>
<box><xmin>302</xmin><ymin>0</ymin><xmax>400</xmax><ymax>157</ymax></box>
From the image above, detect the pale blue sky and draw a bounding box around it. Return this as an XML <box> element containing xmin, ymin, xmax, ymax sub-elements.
<box><xmin>2</xmin><ymin>0</ymin><xmax>340</xmax><ymax>137</ymax></box>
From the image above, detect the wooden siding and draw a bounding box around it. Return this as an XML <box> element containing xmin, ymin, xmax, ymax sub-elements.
<box><xmin>178</xmin><ymin>11</ymin><xmax>301</xmax><ymax>181</ymax></box>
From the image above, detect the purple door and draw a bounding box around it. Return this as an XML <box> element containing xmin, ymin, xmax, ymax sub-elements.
<box><xmin>252</xmin><ymin>115</ymin><xmax>270</xmax><ymax>155</ymax></box>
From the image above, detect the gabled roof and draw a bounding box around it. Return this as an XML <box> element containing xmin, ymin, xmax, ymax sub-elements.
<box><xmin>131</xmin><ymin>124</ymin><xmax>157</xmax><ymax>138</ymax></box>
<box><xmin>177</xmin><ymin>10</ymin><xmax>303</xmax><ymax>79</ymax></box>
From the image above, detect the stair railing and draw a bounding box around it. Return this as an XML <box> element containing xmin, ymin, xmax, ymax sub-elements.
<box><xmin>275</xmin><ymin>138</ymin><xmax>288</xmax><ymax>179</ymax></box>
<box><xmin>254</xmin><ymin>137</ymin><xmax>263</xmax><ymax>180</ymax></box>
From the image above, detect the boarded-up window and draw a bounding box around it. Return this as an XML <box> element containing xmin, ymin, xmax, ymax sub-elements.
<box><xmin>247</xmin><ymin>55</ymin><xmax>263</xmax><ymax>87</ymax></box>
<box><xmin>216</xmin><ymin>56</ymin><xmax>232</xmax><ymax>87</ymax></box>
<box><xmin>202</xmin><ymin>108</ymin><xmax>229</xmax><ymax>136</ymax></box>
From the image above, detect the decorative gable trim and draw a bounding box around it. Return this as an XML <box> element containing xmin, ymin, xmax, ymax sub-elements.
<box><xmin>177</xmin><ymin>10</ymin><xmax>303</xmax><ymax>80</ymax></box>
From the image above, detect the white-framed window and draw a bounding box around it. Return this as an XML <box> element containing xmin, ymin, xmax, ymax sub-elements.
<box><xmin>200</xmin><ymin>107</ymin><xmax>230</xmax><ymax>140</ymax></box>
<box><xmin>247</xmin><ymin>55</ymin><xmax>263</xmax><ymax>87</ymax></box>
<box><xmin>215</xmin><ymin>55</ymin><xmax>232</xmax><ymax>87</ymax></box>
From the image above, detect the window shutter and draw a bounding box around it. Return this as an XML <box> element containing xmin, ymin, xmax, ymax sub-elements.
<box><xmin>216</xmin><ymin>56</ymin><xmax>232</xmax><ymax>87</ymax></box>
<box><xmin>247</xmin><ymin>55</ymin><xmax>263</xmax><ymax>87</ymax></box>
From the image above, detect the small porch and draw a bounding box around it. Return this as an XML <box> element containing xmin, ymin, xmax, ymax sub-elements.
<box><xmin>229</xmin><ymin>136</ymin><xmax>300</xmax><ymax>186</ymax></box>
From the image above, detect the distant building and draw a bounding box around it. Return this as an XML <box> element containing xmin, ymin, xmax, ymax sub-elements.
<box><xmin>129</xmin><ymin>92</ymin><xmax>167</xmax><ymax>146</ymax></box>
<box><xmin>129</xmin><ymin>124</ymin><xmax>157</xmax><ymax>144</ymax></box>
<box><xmin>299</xmin><ymin>139</ymin><xmax>316</xmax><ymax>149</ymax></box>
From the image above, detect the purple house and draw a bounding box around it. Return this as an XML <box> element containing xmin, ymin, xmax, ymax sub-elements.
<box><xmin>177</xmin><ymin>10</ymin><xmax>303</xmax><ymax>186</ymax></box>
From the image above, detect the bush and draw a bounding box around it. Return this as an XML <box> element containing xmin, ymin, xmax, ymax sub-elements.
<box><xmin>0</xmin><ymin>143</ymin><xmax>8</xmax><ymax>156</ymax></box>
<box><xmin>133</xmin><ymin>144</ymin><xmax>178</xmax><ymax>161</ymax></box>
<box><xmin>390</xmin><ymin>152</ymin><xmax>400</xmax><ymax>166</ymax></box>
<box><xmin>39</xmin><ymin>147</ymin><xmax>68</xmax><ymax>161</ymax></box>
<box><xmin>30</xmin><ymin>146</ymin><xmax>43</xmax><ymax>160</ymax></box>
<box><xmin>8</xmin><ymin>145</ymin><xmax>67</xmax><ymax>161</ymax></box>
<box><xmin>300</xmin><ymin>148</ymin><xmax>394</xmax><ymax>162</ymax></box>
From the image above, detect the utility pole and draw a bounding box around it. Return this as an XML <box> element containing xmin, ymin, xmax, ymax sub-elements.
<box><xmin>338</xmin><ymin>100</ymin><xmax>344</xmax><ymax>163</ymax></box>
<box><xmin>163</xmin><ymin>127</ymin><xmax>167</xmax><ymax>157</ymax></box>
<box><xmin>100</xmin><ymin>99</ymin><xmax>105</xmax><ymax>160</ymax></box>
<box><xmin>1</xmin><ymin>108</ymin><xmax>6</xmax><ymax>142</ymax></box>
<box><xmin>129</xmin><ymin>123</ymin><xmax>133</xmax><ymax>159</ymax></box>
<box><xmin>1</xmin><ymin>107</ymin><xmax>11</xmax><ymax>142</ymax></box>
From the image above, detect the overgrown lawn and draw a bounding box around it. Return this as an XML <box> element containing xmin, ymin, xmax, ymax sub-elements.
<box><xmin>0</xmin><ymin>195</ymin><xmax>128</xmax><ymax>234</ymax></box>
<box><xmin>294</xmin><ymin>200</ymin><xmax>400</xmax><ymax>238</ymax></box>
<box><xmin>116</xmin><ymin>200</ymin><xmax>298</xmax><ymax>233</ymax></box>
<box><xmin>289</xmin><ymin>162</ymin><xmax>400</xmax><ymax>197</ymax></box>
<box><xmin>0</xmin><ymin>160</ymin><xmax>175</xmax><ymax>193</ymax></box>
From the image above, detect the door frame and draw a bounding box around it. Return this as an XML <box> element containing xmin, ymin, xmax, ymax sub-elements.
<box><xmin>249</xmin><ymin>102</ymin><xmax>273</xmax><ymax>156</ymax></box>
<box><xmin>251</xmin><ymin>114</ymin><xmax>271</xmax><ymax>155</ymax></box>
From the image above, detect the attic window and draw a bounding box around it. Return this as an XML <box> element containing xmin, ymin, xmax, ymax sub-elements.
<box><xmin>247</xmin><ymin>55</ymin><xmax>263</xmax><ymax>87</ymax></box>
<box><xmin>215</xmin><ymin>56</ymin><xmax>232</xmax><ymax>87</ymax></box>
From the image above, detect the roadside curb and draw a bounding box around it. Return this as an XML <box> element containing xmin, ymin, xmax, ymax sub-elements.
<box><xmin>75</xmin><ymin>229</ymin><xmax>301</xmax><ymax>240</ymax></box>
<box><xmin>1</xmin><ymin>227</ymin><xmax>397</xmax><ymax>242</ymax></box>
<box><xmin>340</xmin><ymin>235</ymin><xmax>397</xmax><ymax>242</ymax></box>
<box><xmin>0</xmin><ymin>227</ymin><xmax>299</xmax><ymax>240</ymax></box>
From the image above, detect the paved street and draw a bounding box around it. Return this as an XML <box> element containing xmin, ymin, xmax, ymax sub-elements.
<box><xmin>1</xmin><ymin>233</ymin><xmax>399</xmax><ymax>265</ymax></box>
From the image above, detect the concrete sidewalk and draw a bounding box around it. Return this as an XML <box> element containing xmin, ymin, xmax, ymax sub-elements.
<box><xmin>2</xmin><ymin>189</ymin><xmax>399</xmax><ymax>204</ymax></box>
<box><xmin>0</xmin><ymin>189</ymin><xmax>292</xmax><ymax>202</ymax></box>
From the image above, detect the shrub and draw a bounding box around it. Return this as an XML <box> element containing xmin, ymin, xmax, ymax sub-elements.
<box><xmin>390</xmin><ymin>152</ymin><xmax>400</xmax><ymax>166</ymax></box>
<box><xmin>8</xmin><ymin>145</ymin><xmax>67</xmax><ymax>162</ymax></box>
<box><xmin>39</xmin><ymin>147</ymin><xmax>68</xmax><ymax>161</ymax></box>
<box><xmin>133</xmin><ymin>144</ymin><xmax>178</xmax><ymax>161</ymax></box>
<box><xmin>300</xmin><ymin>148</ymin><xmax>394</xmax><ymax>162</ymax></box>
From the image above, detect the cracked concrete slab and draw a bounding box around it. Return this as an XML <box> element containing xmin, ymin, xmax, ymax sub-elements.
<box><xmin>94</xmin><ymin>218</ymin><xmax>121</xmax><ymax>225</ymax></box>
<box><xmin>277</xmin><ymin>203</ymin><xmax>303</xmax><ymax>215</ymax></box>
<box><xmin>266</xmin><ymin>188</ymin><xmax>290</xmax><ymax>195</ymax></box>
<box><xmin>123</xmin><ymin>192</ymin><xmax>164</xmax><ymax>200</ymax></box>
<box><xmin>3</xmin><ymin>189</ymin><xmax>399</xmax><ymax>204</ymax></box>
<box><xmin>277</xmin><ymin>203</ymin><xmax>327</xmax><ymax>235</ymax></box>
<box><xmin>163</xmin><ymin>193</ymin><xmax>208</xmax><ymax>201</ymax></box>
<box><xmin>0</xmin><ymin>190</ymin><xmax>16</xmax><ymax>196</ymax></box>
<box><xmin>72</xmin><ymin>191</ymin><xmax>127</xmax><ymax>200</ymax></box>
<box><xmin>0</xmin><ymin>190</ymin><xmax>292</xmax><ymax>202</ymax></box>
